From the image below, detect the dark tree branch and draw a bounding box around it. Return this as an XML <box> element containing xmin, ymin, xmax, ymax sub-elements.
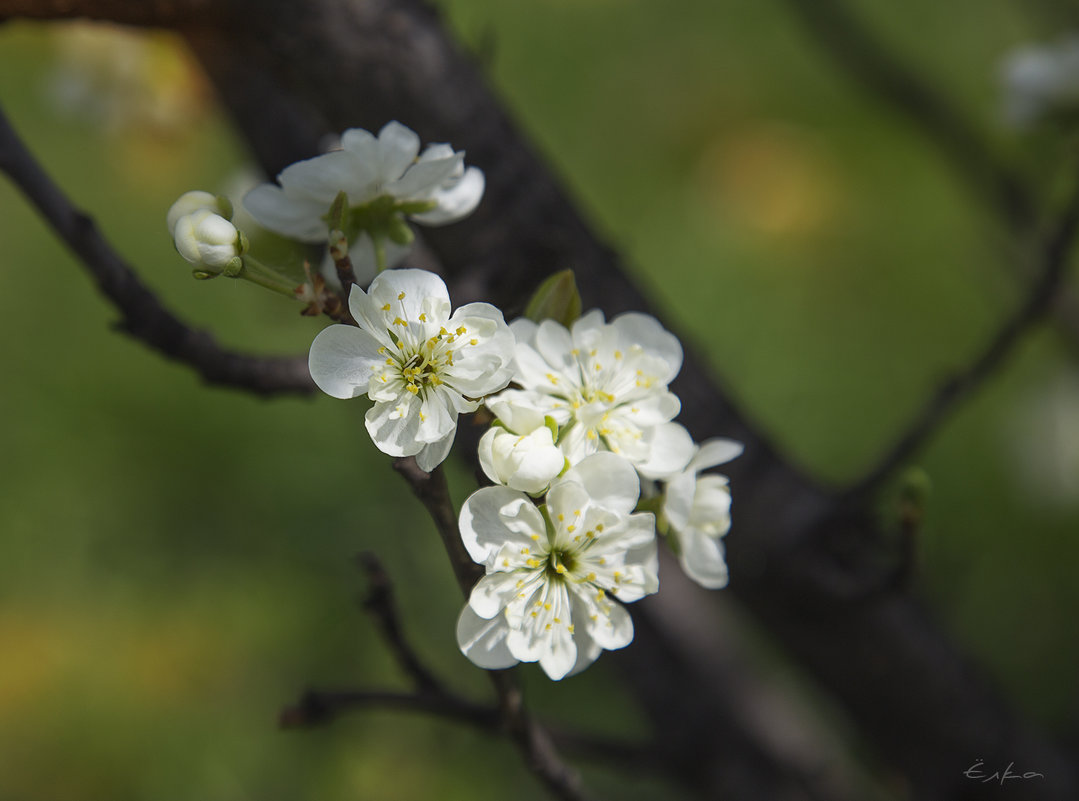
<box><xmin>852</xmin><ymin>173</ymin><xmax>1079</xmax><ymax>495</ymax></box>
<box><xmin>0</xmin><ymin>0</ymin><xmax>219</xmax><ymax>27</ymax></box>
<box><xmin>354</xmin><ymin>551</ymin><xmax>445</xmax><ymax>694</ymax></box>
<box><xmin>0</xmin><ymin>104</ymin><xmax>315</xmax><ymax>397</ymax></box>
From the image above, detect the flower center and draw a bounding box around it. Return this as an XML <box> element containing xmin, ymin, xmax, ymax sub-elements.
<box><xmin>546</xmin><ymin>548</ymin><xmax>577</xmax><ymax>580</ymax></box>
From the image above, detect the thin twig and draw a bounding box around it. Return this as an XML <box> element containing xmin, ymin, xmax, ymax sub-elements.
<box><xmin>0</xmin><ymin>105</ymin><xmax>315</xmax><ymax>397</ymax></box>
<box><xmin>355</xmin><ymin>551</ymin><xmax>444</xmax><ymax>694</ymax></box>
<box><xmin>391</xmin><ymin>459</ymin><xmax>593</xmax><ymax>801</ymax></box>
<box><xmin>851</xmin><ymin>176</ymin><xmax>1079</xmax><ymax>495</ymax></box>
<box><xmin>280</xmin><ymin>687</ymin><xmax>657</xmax><ymax>768</ymax></box>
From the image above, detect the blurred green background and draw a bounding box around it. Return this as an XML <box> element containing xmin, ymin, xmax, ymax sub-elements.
<box><xmin>1</xmin><ymin>1</ymin><xmax>1077</xmax><ymax>798</ymax></box>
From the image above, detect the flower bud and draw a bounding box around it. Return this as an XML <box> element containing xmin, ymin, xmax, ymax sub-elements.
<box><xmin>478</xmin><ymin>424</ymin><xmax>566</xmax><ymax>495</ymax></box>
<box><xmin>173</xmin><ymin>209</ymin><xmax>242</xmax><ymax>270</ymax></box>
<box><xmin>166</xmin><ymin>190</ymin><xmax>231</xmax><ymax>236</ymax></box>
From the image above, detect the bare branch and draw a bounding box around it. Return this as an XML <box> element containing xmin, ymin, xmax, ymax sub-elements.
<box><xmin>355</xmin><ymin>551</ymin><xmax>445</xmax><ymax>694</ymax></box>
<box><xmin>0</xmin><ymin>104</ymin><xmax>315</xmax><ymax>397</ymax></box>
<box><xmin>852</xmin><ymin>172</ymin><xmax>1079</xmax><ymax>495</ymax></box>
<box><xmin>0</xmin><ymin>0</ymin><xmax>220</xmax><ymax>27</ymax></box>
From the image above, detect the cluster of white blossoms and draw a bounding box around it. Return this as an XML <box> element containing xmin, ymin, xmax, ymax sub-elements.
<box><xmin>168</xmin><ymin>122</ymin><xmax>742</xmax><ymax>681</ymax></box>
<box><xmin>461</xmin><ymin>307</ymin><xmax>742</xmax><ymax>677</ymax></box>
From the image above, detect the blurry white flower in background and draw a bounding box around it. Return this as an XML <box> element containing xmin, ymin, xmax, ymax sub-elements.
<box><xmin>45</xmin><ymin>23</ymin><xmax>208</xmax><ymax>134</ymax></box>
<box><xmin>1007</xmin><ymin>369</ymin><xmax>1079</xmax><ymax>508</ymax></box>
<box><xmin>1000</xmin><ymin>36</ymin><xmax>1079</xmax><ymax>128</ymax></box>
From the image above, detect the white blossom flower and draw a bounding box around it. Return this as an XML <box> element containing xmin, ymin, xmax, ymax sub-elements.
<box><xmin>243</xmin><ymin>121</ymin><xmax>484</xmax><ymax>265</ymax></box>
<box><xmin>172</xmin><ymin>208</ymin><xmax>242</xmax><ymax>269</ymax></box>
<box><xmin>456</xmin><ymin>453</ymin><xmax>658</xmax><ymax>680</ymax></box>
<box><xmin>167</xmin><ymin>190</ymin><xmax>220</xmax><ymax>236</ymax></box>
<box><xmin>1001</xmin><ymin>37</ymin><xmax>1079</xmax><ymax>128</ymax></box>
<box><xmin>478</xmin><ymin>395</ymin><xmax>567</xmax><ymax>494</ymax></box>
<box><xmin>492</xmin><ymin>310</ymin><xmax>695</xmax><ymax>480</ymax></box>
<box><xmin>308</xmin><ymin>268</ymin><xmax>514</xmax><ymax>471</ymax></box>
<box><xmin>663</xmin><ymin>438</ymin><xmax>743</xmax><ymax>589</ymax></box>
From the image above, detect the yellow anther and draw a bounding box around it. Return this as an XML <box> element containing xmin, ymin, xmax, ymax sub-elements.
<box><xmin>393</xmin><ymin>317</ymin><xmax>408</xmax><ymax>327</ymax></box>
<box><xmin>439</xmin><ymin>326</ymin><xmax>449</xmax><ymax>336</ymax></box>
<box><xmin>397</xmin><ymin>291</ymin><xmax>406</xmax><ymax>300</ymax></box>
<box><xmin>543</xmin><ymin>602</ymin><xmax>552</xmax><ymax>610</ymax></box>
<box><xmin>553</xmin><ymin>617</ymin><xmax>561</xmax><ymax>624</ymax></box>
<box><xmin>568</xmin><ymin>624</ymin><xmax>575</xmax><ymax>634</ymax></box>
<box><xmin>378</xmin><ymin>346</ymin><xmax>387</xmax><ymax>355</ymax></box>
<box><xmin>585</xmin><ymin>531</ymin><xmax>595</xmax><ymax>539</ymax></box>
<box><xmin>531</xmin><ymin>611</ymin><xmax>538</xmax><ymax>618</ymax></box>
<box><xmin>614</xmin><ymin>350</ymin><xmax>623</xmax><ymax>359</ymax></box>
<box><xmin>516</xmin><ymin>580</ymin><xmax>525</xmax><ymax>588</ymax></box>
<box><xmin>589</xmin><ymin>349</ymin><xmax>597</xmax><ymax>356</ymax></box>
<box><xmin>469</xmin><ymin>338</ymin><xmax>478</xmax><ymax>345</ymax></box>
<box><xmin>567</xmin><ymin>525</ymin><xmax>576</xmax><ymax>533</ymax></box>
<box><xmin>570</xmin><ymin>348</ymin><xmax>579</xmax><ymax>356</ymax></box>
<box><xmin>406</xmin><ymin>384</ymin><xmax>419</xmax><ymax>394</ymax></box>
<box><xmin>555</xmin><ymin>564</ymin><xmax>567</xmax><ymax>574</ymax></box>
<box><xmin>430</xmin><ymin>374</ymin><xmax>442</xmax><ymax>385</ymax></box>
<box><xmin>614</xmin><ymin>571</ymin><xmax>623</xmax><ymax>582</ymax></box>
<box><xmin>530</xmin><ymin>534</ymin><xmax>540</xmax><ymax>541</ymax></box>
<box><xmin>456</xmin><ymin>326</ymin><xmax>467</xmax><ymax>336</ymax></box>
<box><xmin>379</xmin><ymin>376</ymin><xmax>387</xmax><ymax>382</ymax></box>
<box><xmin>595</xmin><ymin>590</ymin><xmax>606</xmax><ymax>602</ymax></box>
<box><xmin>586</xmin><ymin>572</ymin><xmax>596</xmax><ymax>581</ymax></box>
<box><xmin>586</xmin><ymin>430</ymin><xmax>598</xmax><ymax>440</ymax></box>
<box><xmin>520</xmin><ymin>547</ymin><xmax>530</xmax><ymax>555</ymax></box>
<box><xmin>573</xmin><ymin>509</ymin><xmax>581</xmax><ymax>516</ymax></box>
<box><xmin>419</xmin><ymin>313</ymin><xmax>427</xmax><ymax>322</ymax></box>
<box><xmin>596</xmin><ymin>524</ymin><xmax>604</xmax><ymax>532</ymax></box>
<box><xmin>599</xmin><ymin>557</ymin><xmax>607</xmax><ymax>565</ymax></box>
<box><xmin>503</xmin><ymin>558</ymin><xmax>510</xmax><ymax>567</ymax></box>
<box><xmin>546</xmin><ymin>373</ymin><xmax>560</xmax><ymax>385</ymax></box>
<box><xmin>385</xmin><ymin>358</ymin><xmax>394</xmax><ymax>365</ymax></box>
<box><xmin>557</xmin><ymin>513</ymin><xmax>564</xmax><ymax>521</ymax></box>
<box><xmin>630</xmin><ymin>406</ymin><xmax>640</xmax><ymax>413</ymax></box>
<box><xmin>594</xmin><ymin>363</ymin><xmax>603</xmax><ymax>371</ymax></box>
<box><xmin>571</xmin><ymin>400</ymin><xmax>581</xmax><ymax>410</ymax></box>
<box><xmin>381</xmin><ymin>303</ymin><xmax>391</xmax><ymax>311</ymax></box>
<box><xmin>545</xmin><ymin>623</ymin><xmax>551</xmax><ymax>631</ymax></box>
<box><xmin>527</xmin><ymin>558</ymin><xmax>541</xmax><ymax>568</ymax></box>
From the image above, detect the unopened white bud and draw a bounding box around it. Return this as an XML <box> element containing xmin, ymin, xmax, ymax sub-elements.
<box><xmin>167</xmin><ymin>190</ymin><xmax>226</xmax><ymax>235</ymax></box>
<box><xmin>173</xmin><ymin>209</ymin><xmax>242</xmax><ymax>269</ymax></box>
<box><xmin>478</xmin><ymin>424</ymin><xmax>565</xmax><ymax>495</ymax></box>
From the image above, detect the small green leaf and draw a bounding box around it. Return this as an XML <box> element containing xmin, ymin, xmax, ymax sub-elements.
<box><xmin>524</xmin><ymin>269</ymin><xmax>582</xmax><ymax>327</ymax></box>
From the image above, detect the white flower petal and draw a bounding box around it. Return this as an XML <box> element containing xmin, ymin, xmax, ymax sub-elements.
<box><xmin>459</xmin><ymin>486</ymin><xmax>546</xmax><ymax>563</ymax></box>
<box><xmin>636</xmin><ymin>422</ymin><xmax>696</xmax><ymax>480</ymax></box>
<box><xmin>611</xmin><ymin>312</ymin><xmax>683</xmax><ymax>382</ymax></box>
<box><xmin>243</xmin><ymin>184</ymin><xmax>327</xmax><ymax>242</ymax></box>
<box><xmin>562</xmin><ymin>452</ymin><xmax>640</xmax><ymax>515</ymax></box>
<box><xmin>412</xmin><ymin>167</ymin><xmax>485</xmax><ymax>225</ymax></box>
<box><xmin>679</xmin><ymin>530</ymin><xmax>729</xmax><ymax>589</ymax></box>
<box><xmin>416</xmin><ymin>428</ymin><xmax>456</xmax><ymax>472</ymax></box>
<box><xmin>377</xmin><ymin>121</ymin><xmax>421</xmax><ymax>183</ymax></box>
<box><xmin>688</xmin><ymin>438</ymin><xmax>744</xmax><ymax>473</ymax></box>
<box><xmin>456</xmin><ymin>606</ymin><xmax>519</xmax><ymax>670</ymax></box>
<box><xmin>308</xmin><ymin>325</ymin><xmax>385</xmax><ymax>399</ymax></box>
<box><xmin>390</xmin><ymin>153</ymin><xmax>463</xmax><ymax>199</ymax></box>
<box><xmin>364</xmin><ymin>397</ymin><xmax>422</xmax><ymax>457</ymax></box>
<box><xmin>663</xmin><ymin>470</ymin><xmax>696</xmax><ymax>533</ymax></box>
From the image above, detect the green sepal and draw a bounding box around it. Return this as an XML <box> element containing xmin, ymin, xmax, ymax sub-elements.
<box><xmin>544</xmin><ymin>415</ymin><xmax>560</xmax><ymax>442</ymax></box>
<box><xmin>214</xmin><ymin>194</ymin><xmax>234</xmax><ymax>221</ymax></box>
<box><xmin>524</xmin><ymin>269</ymin><xmax>582</xmax><ymax>327</ymax></box>
<box><xmin>387</xmin><ymin>216</ymin><xmax>415</xmax><ymax>246</ymax></box>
